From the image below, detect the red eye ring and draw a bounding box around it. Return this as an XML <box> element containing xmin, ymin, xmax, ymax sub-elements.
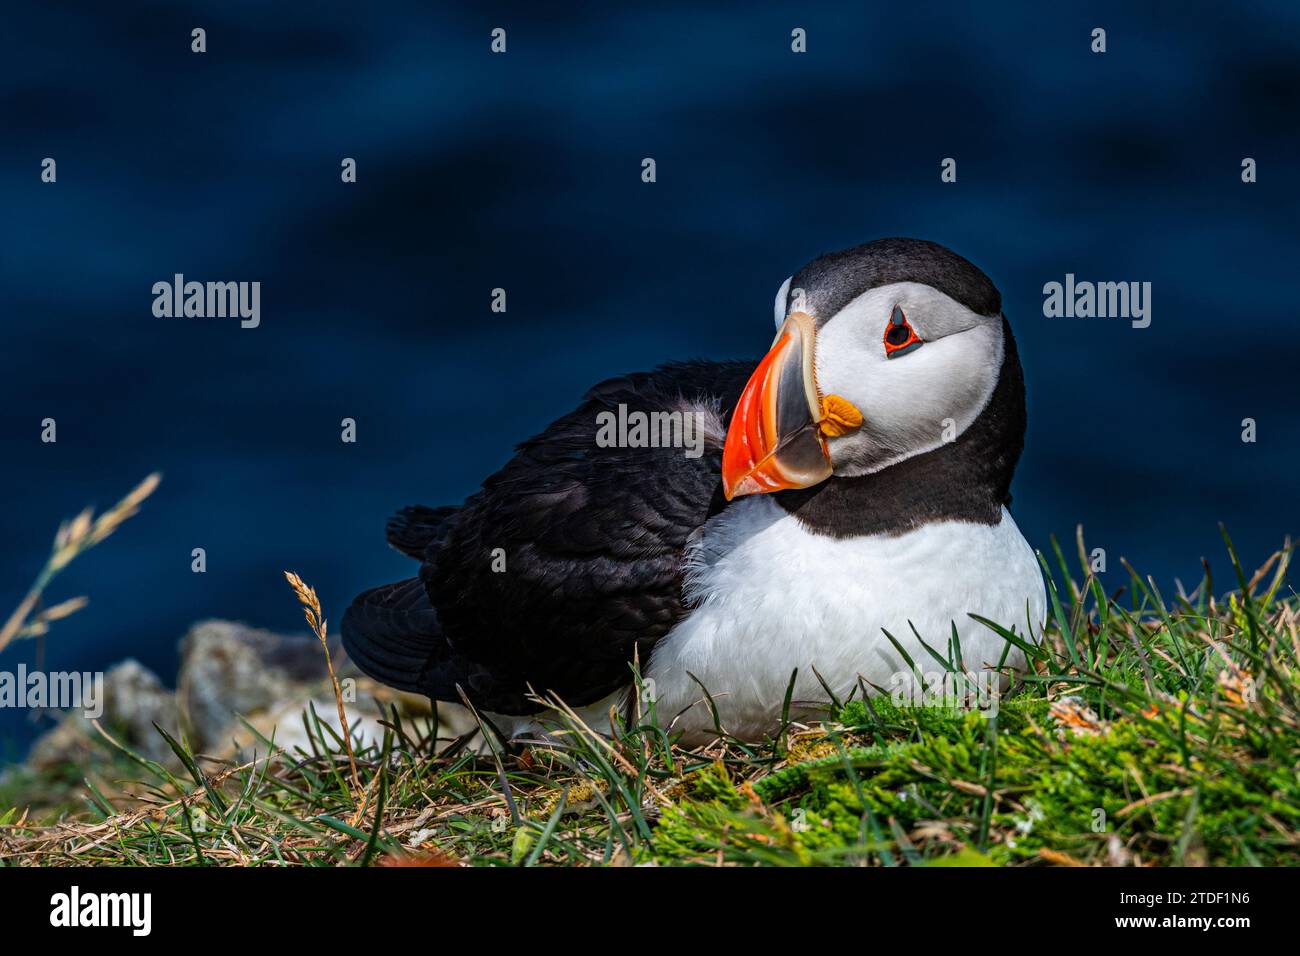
<box><xmin>884</xmin><ymin>306</ymin><xmax>923</xmax><ymax>358</ymax></box>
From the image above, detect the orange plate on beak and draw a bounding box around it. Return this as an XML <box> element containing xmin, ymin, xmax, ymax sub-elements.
<box><xmin>722</xmin><ymin>312</ymin><xmax>834</xmax><ymax>499</ymax></box>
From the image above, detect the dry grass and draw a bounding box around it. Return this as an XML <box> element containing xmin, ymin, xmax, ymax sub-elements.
<box><xmin>284</xmin><ymin>570</ymin><xmax>363</xmax><ymax>803</ymax></box>
<box><xmin>0</xmin><ymin>472</ymin><xmax>160</xmax><ymax>654</ymax></box>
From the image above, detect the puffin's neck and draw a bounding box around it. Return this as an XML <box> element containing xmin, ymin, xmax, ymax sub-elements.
<box><xmin>774</xmin><ymin>317</ymin><xmax>1026</xmax><ymax>539</ymax></box>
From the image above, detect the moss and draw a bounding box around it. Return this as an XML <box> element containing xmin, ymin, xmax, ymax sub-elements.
<box><xmin>688</xmin><ymin>761</ymin><xmax>745</xmax><ymax>808</ymax></box>
<box><xmin>646</xmin><ymin>761</ymin><xmax>805</xmax><ymax>864</ymax></box>
<box><xmin>529</xmin><ymin>778</ymin><xmax>609</xmax><ymax>819</ymax></box>
<box><xmin>783</xmin><ymin>736</ymin><xmax>841</xmax><ymax>764</ymax></box>
<box><xmin>648</xmin><ymin>687</ymin><xmax>1300</xmax><ymax>866</ymax></box>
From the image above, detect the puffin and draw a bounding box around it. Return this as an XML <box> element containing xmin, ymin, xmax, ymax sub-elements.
<box><xmin>342</xmin><ymin>238</ymin><xmax>1046</xmax><ymax>744</ymax></box>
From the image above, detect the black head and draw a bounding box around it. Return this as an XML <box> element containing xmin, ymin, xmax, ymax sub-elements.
<box><xmin>725</xmin><ymin>238</ymin><xmax>1025</xmax><ymax>535</ymax></box>
<box><xmin>781</xmin><ymin>237</ymin><xmax>1002</xmax><ymax>328</ymax></box>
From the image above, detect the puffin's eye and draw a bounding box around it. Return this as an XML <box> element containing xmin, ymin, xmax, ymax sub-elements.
<box><xmin>883</xmin><ymin>306</ymin><xmax>923</xmax><ymax>358</ymax></box>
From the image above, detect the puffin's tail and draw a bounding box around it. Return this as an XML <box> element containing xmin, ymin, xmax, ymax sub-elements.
<box><xmin>341</xmin><ymin>577</ymin><xmax>445</xmax><ymax>695</ymax></box>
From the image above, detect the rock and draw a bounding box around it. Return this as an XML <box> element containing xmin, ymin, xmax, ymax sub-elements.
<box><xmin>100</xmin><ymin>659</ymin><xmax>179</xmax><ymax>760</ymax></box>
<box><xmin>238</xmin><ymin>695</ymin><xmax>389</xmax><ymax>758</ymax></box>
<box><xmin>27</xmin><ymin>658</ymin><xmax>180</xmax><ymax>770</ymax></box>
<box><xmin>176</xmin><ymin>619</ymin><xmax>480</xmax><ymax>758</ymax></box>
<box><xmin>177</xmin><ymin>620</ymin><xmax>337</xmax><ymax>751</ymax></box>
<box><xmin>16</xmin><ymin>619</ymin><xmax>481</xmax><ymax>811</ymax></box>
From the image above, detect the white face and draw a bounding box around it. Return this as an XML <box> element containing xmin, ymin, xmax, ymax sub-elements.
<box><xmin>775</xmin><ymin>279</ymin><xmax>1004</xmax><ymax>477</ymax></box>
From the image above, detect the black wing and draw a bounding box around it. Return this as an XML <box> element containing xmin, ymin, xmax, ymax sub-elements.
<box><xmin>342</xmin><ymin>359</ymin><xmax>753</xmax><ymax>714</ymax></box>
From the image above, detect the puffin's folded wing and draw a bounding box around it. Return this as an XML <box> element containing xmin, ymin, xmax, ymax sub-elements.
<box><xmin>423</xmin><ymin>360</ymin><xmax>754</xmax><ymax>713</ymax></box>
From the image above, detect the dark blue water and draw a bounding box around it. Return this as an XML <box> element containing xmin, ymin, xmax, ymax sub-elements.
<box><xmin>3</xmin><ymin>2</ymin><xmax>1298</xmax><ymax>756</ymax></box>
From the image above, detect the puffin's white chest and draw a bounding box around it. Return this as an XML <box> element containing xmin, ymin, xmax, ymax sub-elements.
<box><xmin>643</xmin><ymin>496</ymin><xmax>1046</xmax><ymax>741</ymax></box>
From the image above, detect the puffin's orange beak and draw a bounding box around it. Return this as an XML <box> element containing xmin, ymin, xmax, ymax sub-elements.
<box><xmin>722</xmin><ymin>312</ymin><xmax>861</xmax><ymax>500</ymax></box>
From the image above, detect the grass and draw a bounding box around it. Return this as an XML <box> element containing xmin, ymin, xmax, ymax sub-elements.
<box><xmin>1</xmin><ymin>526</ymin><xmax>1297</xmax><ymax>866</ymax></box>
<box><xmin>0</xmin><ymin>473</ymin><xmax>160</xmax><ymax>655</ymax></box>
